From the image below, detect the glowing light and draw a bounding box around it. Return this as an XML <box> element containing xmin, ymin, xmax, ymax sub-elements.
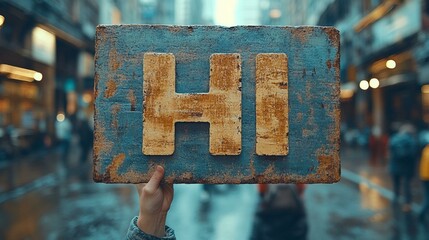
<box><xmin>0</xmin><ymin>15</ymin><xmax>4</xmax><ymax>27</ymax></box>
<box><xmin>7</xmin><ymin>73</ymin><xmax>33</xmax><ymax>82</ymax></box>
<box><xmin>422</xmin><ymin>85</ymin><xmax>429</xmax><ymax>94</ymax></box>
<box><xmin>0</xmin><ymin>64</ymin><xmax>42</xmax><ymax>82</ymax></box>
<box><xmin>82</xmin><ymin>93</ymin><xmax>92</xmax><ymax>103</ymax></box>
<box><xmin>33</xmin><ymin>72</ymin><xmax>43</xmax><ymax>81</ymax></box>
<box><xmin>32</xmin><ymin>26</ymin><xmax>55</xmax><ymax>65</ymax></box>
<box><xmin>56</xmin><ymin>113</ymin><xmax>65</xmax><ymax>122</ymax></box>
<box><xmin>386</xmin><ymin>59</ymin><xmax>396</xmax><ymax>69</ymax></box>
<box><xmin>359</xmin><ymin>80</ymin><xmax>369</xmax><ymax>90</ymax></box>
<box><xmin>340</xmin><ymin>89</ymin><xmax>354</xmax><ymax>99</ymax></box>
<box><xmin>214</xmin><ymin>0</ymin><xmax>237</xmax><ymax>26</ymax></box>
<box><xmin>270</xmin><ymin>9</ymin><xmax>282</xmax><ymax>19</ymax></box>
<box><xmin>369</xmin><ymin>78</ymin><xmax>379</xmax><ymax>89</ymax></box>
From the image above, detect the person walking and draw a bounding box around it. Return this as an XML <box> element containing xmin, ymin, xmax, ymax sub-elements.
<box><xmin>419</xmin><ymin>144</ymin><xmax>429</xmax><ymax>222</ymax></box>
<box><xmin>77</xmin><ymin>117</ymin><xmax>93</xmax><ymax>163</ymax></box>
<box><xmin>55</xmin><ymin>116</ymin><xmax>72</xmax><ymax>165</ymax></box>
<box><xmin>389</xmin><ymin>124</ymin><xmax>418</xmax><ymax>211</ymax></box>
<box><xmin>127</xmin><ymin>168</ymin><xmax>308</xmax><ymax>240</ymax></box>
<box><xmin>250</xmin><ymin>184</ymin><xmax>308</xmax><ymax>240</ymax></box>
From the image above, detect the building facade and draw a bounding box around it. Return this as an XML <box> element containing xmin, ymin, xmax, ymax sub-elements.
<box><xmin>318</xmin><ymin>0</ymin><xmax>427</xmax><ymax>136</ymax></box>
<box><xmin>259</xmin><ymin>0</ymin><xmax>333</xmax><ymax>26</ymax></box>
<box><xmin>0</xmin><ymin>0</ymin><xmax>98</xmax><ymax>151</ymax></box>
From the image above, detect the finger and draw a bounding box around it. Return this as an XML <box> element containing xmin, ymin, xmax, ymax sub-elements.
<box><xmin>145</xmin><ymin>165</ymin><xmax>164</xmax><ymax>193</ymax></box>
<box><xmin>161</xmin><ymin>182</ymin><xmax>174</xmax><ymax>194</ymax></box>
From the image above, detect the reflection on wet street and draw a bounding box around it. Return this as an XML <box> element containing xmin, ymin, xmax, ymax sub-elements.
<box><xmin>0</xmin><ymin>154</ymin><xmax>136</xmax><ymax>239</ymax></box>
<box><xmin>1</xmin><ymin>0</ymin><xmax>429</xmax><ymax>238</ymax></box>
<box><xmin>0</xmin><ymin>145</ymin><xmax>428</xmax><ymax>239</ymax></box>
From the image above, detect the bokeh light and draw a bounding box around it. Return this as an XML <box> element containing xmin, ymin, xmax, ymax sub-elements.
<box><xmin>56</xmin><ymin>113</ymin><xmax>65</xmax><ymax>122</ymax></box>
<box><xmin>33</xmin><ymin>72</ymin><xmax>43</xmax><ymax>81</ymax></box>
<box><xmin>386</xmin><ymin>59</ymin><xmax>396</xmax><ymax>69</ymax></box>
<box><xmin>369</xmin><ymin>78</ymin><xmax>379</xmax><ymax>89</ymax></box>
<box><xmin>359</xmin><ymin>80</ymin><xmax>369</xmax><ymax>90</ymax></box>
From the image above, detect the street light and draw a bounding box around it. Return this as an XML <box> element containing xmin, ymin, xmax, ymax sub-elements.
<box><xmin>0</xmin><ymin>15</ymin><xmax>4</xmax><ymax>27</ymax></box>
<box><xmin>369</xmin><ymin>78</ymin><xmax>379</xmax><ymax>89</ymax></box>
<box><xmin>56</xmin><ymin>113</ymin><xmax>65</xmax><ymax>122</ymax></box>
<box><xmin>359</xmin><ymin>80</ymin><xmax>369</xmax><ymax>90</ymax></box>
<box><xmin>0</xmin><ymin>64</ymin><xmax>41</xmax><ymax>82</ymax></box>
<box><xmin>386</xmin><ymin>59</ymin><xmax>396</xmax><ymax>69</ymax></box>
<box><xmin>33</xmin><ymin>72</ymin><xmax>43</xmax><ymax>81</ymax></box>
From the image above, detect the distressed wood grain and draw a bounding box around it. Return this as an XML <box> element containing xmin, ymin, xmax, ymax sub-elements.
<box><xmin>94</xmin><ymin>25</ymin><xmax>340</xmax><ymax>184</ymax></box>
<box><xmin>142</xmin><ymin>53</ymin><xmax>241</xmax><ymax>155</ymax></box>
<box><xmin>256</xmin><ymin>53</ymin><xmax>288</xmax><ymax>156</ymax></box>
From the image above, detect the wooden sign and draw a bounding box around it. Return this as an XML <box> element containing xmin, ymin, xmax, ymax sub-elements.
<box><xmin>93</xmin><ymin>25</ymin><xmax>340</xmax><ymax>184</ymax></box>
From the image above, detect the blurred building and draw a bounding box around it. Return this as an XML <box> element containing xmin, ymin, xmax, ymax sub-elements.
<box><xmin>175</xmin><ymin>0</ymin><xmax>202</xmax><ymax>24</ymax></box>
<box><xmin>0</xmin><ymin>0</ymin><xmax>146</xmax><ymax>154</ymax></box>
<box><xmin>141</xmin><ymin>0</ymin><xmax>175</xmax><ymax>24</ymax></box>
<box><xmin>140</xmin><ymin>0</ymin><xmax>213</xmax><ymax>25</ymax></box>
<box><xmin>99</xmin><ymin>0</ymin><xmax>142</xmax><ymax>24</ymax></box>
<box><xmin>236</xmin><ymin>0</ymin><xmax>260</xmax><ymax>25</ymax></box>
<box><xmin>260</xmin><ymin>0</ymin><xmax>333</xmax><ymax>25</ymax></box>
<box><xmin>0</xmin><ymin>0</ymin><xmax>98</xmax><ymax>151</ymax></box>
<box><xmin>318</xmin><ymin>0</ymin><xmax>427</xmax><ymax>135</ymax></box>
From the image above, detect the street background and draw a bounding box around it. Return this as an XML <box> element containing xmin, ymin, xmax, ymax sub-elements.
<box><xmin>1</xmin><ymin>0</ymin><xmax>429</xmax><ymax>239</ymax></box>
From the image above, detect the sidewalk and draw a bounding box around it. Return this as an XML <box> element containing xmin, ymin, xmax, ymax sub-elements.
<box><xmin>0</xmin><ymin>143</ymin><xmax>427</xmax><ymax>239</ymax></box>
<box><xmin>340</xmin><ymin>146</ymin><xmax>424</xmax><ymax>209</ymax></box>
<box><xmin>0</xmin><ymin>142</ymin><xmax>425</xmax><ymax>209</ymax></box>
<box><xmin>0</xmin><ymin>135</ymin><xmax>83</xmax><ymax>194</ymax></box>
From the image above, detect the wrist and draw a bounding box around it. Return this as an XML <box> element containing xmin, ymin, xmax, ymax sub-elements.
<box><xmin>137</xmin><ymin>212</ymin><xmax>168</xmax><ymax>238</ymax></box>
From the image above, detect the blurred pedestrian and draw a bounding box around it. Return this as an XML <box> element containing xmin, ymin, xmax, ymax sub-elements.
<box><xmin>250</xmin><ymin>184</ymin><xmax>308</xmax><ymax>240</ymax></box>
<box><xmin>77</xmin><ymin>117</ymin><xmax>93</xmax><ymax>163</ymax></box>
<box><xmin>369</xmin><ymin>126</ymin><xmax>389</xmax><ymax>166</ymax></box>
<box><xmin>369</xmin><ymin>126</ymin><xmax>381</xmax><ymax>166</ymax></box>
<box><xmin>55</xmin><ymin>116</ymin><xmax>72</xmax><ymax>164</ymax></box>
<box><xmin>380</xmin><ymin>133</ymin><xmax>389</xmax><ymax>165</ymax></box>
<box><xmin>388</xmin><ymin>124</ymin><xmax>418</xmax><ymax>211</ymax></box>
<box><xmin>419</xmin><ymin>145</ymin><xmax>429</xmax><ymax>222</ymax></box>
<box><xmin>127</xmin><ymin>165</ymin><xmax>175</xmax><ymax>240</ymax></box>
<box><xmin>127</xmin><ymin>168</ymin><xmax>309</xmax><ymax>240</ymax></box>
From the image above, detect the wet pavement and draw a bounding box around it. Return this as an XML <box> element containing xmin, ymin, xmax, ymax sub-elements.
<box><xmin>0</xmin><ymin>140</ymin><xmax>428</xmax><ymax>239</ymax></box>
<box><xmin>305</xmin><ymin>179</ymin><xmax>428</xmax><ymax>239</ymax></box>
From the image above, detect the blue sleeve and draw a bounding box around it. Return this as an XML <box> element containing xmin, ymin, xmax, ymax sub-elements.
<box><xmin>126</xmin><ymin>216</ymin><xmax>176</xmax><ymax>240</ymax></box>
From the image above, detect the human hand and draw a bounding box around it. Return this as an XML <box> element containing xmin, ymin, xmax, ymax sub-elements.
<box><xmin>136</xmin><ymin>165</ymin><xmax>174</xmax><ymax>237</ymax></box>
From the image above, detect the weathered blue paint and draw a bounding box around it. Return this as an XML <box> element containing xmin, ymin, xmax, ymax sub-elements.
<box><xmin>94</xmin><ymin>25</ymin><xmax>340</xmax><ymax>184</ymax></box>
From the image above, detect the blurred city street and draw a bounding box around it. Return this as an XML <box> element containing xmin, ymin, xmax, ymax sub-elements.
<box><xmin>1</xmin><ymin>0</ymin><xmax>429</xmax><ymax>239</ymax></box>
<box><xmin>0</xmin><ymin>140</ymin><xmax>428</xmax><ymax>239</ymax></box>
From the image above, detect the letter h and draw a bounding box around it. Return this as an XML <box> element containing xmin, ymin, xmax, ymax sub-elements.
<box><xmin>142</xmin><ymin>53</ymin><xmax>242</xmax><ymax>155</ymax></box>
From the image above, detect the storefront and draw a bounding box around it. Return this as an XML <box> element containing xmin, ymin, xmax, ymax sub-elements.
<box><xmin>0</xmin><ymin>9</ymin><xmax>56</xmax><ymax>151</ymax></box>
<box><xmin>355</xmin><ymin>0</ymin><xmax>422</xmax><ymax>134</ymax></box>
<box><xmin>0</xmin><ymin>0</ymin><xmax>96</xmax><ymax>154</ymax></box>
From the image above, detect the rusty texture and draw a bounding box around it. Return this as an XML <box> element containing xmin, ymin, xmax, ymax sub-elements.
<box><xmin>93</xmin><ymin>25</ymin><xmax>340</xmax><ymax>184</ymax></box>
<box><xmin>256</xmin><ymin>53</ymin><xmax>288</xmax><ymax>156</ymax></box>
<box><xmin>142</xmin><ymin>53</ymin><xmax>241</xmax><ymax>155</ymax></box>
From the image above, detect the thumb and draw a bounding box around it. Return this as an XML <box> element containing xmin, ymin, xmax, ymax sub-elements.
<box><xmin>144</xmin><ymin>165</ymin><xmax>165</xmax><ymax>193</ymax></box>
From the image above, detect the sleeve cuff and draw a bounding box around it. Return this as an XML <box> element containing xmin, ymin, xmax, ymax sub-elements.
<box><xmin>126</xmin><ymin>216</ymin><xmax>176</xmax><ymax>240</ymax></box>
